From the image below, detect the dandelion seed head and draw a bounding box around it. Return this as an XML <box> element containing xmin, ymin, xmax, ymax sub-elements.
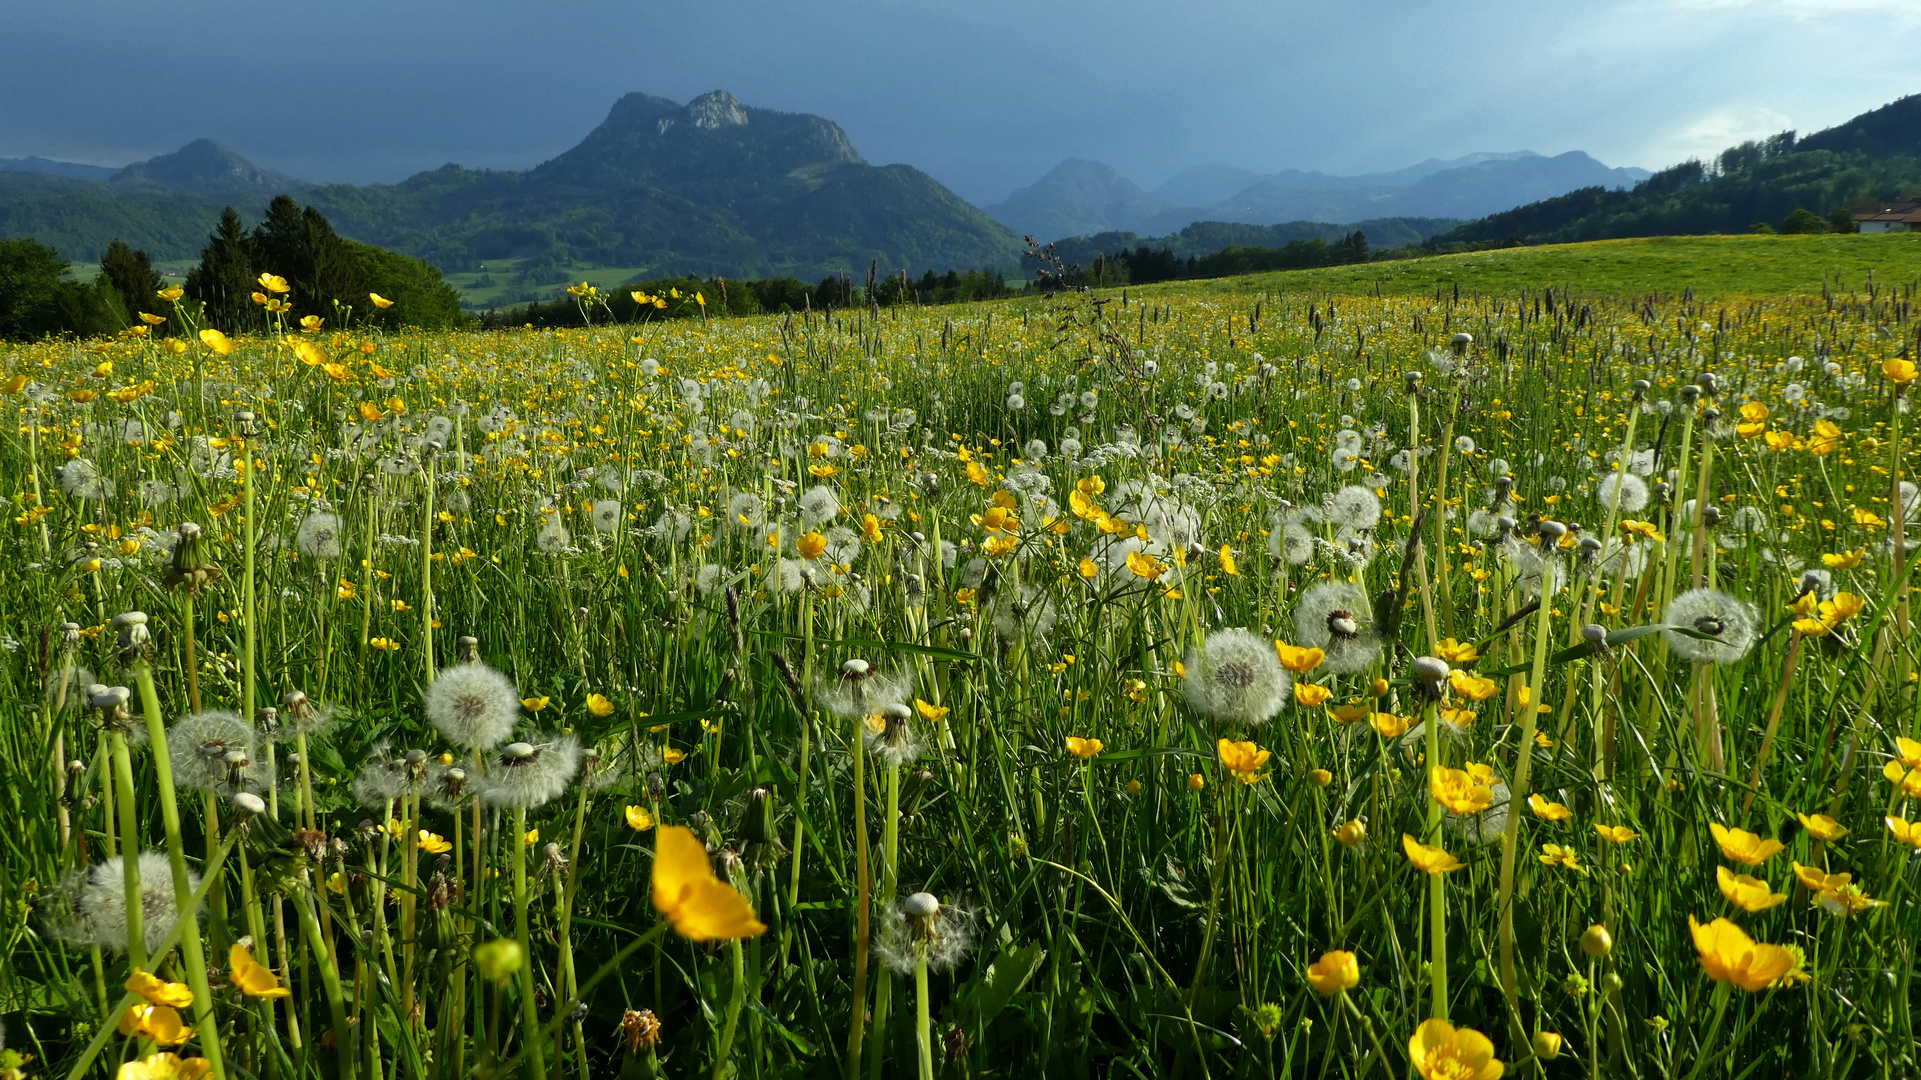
<box><xmin>1663</xmin><ymin>589</ymin><xmax>1759</xmax><ymax>665</ymax></box>
<box><xmin>167</xmin><ymin>710</ymin><xmax>258</xmax><ymax>794</ymax></box>
<box><xmin>1182</xmin><ymin>628</ymin><xmax>1291</xmax><ymax>728</ymax></box>
<box><xmin>424</xmin><ymin>663</ymin><xmax>520</xmax><ymax>751</ymax></box>
<box><xmin>477</xmin><ymin>734</ymin><xmax>581</xmax><ymax>809</ymax></box>
<box><xmin>1292</xmin><ymin>582</ymin><xmax>1382</xmax><ymax>674</ymax></box>
<box><xmin>53</xmin><ymin>851</ymin><xmax>195</xmax><ymax>955</ymax></box>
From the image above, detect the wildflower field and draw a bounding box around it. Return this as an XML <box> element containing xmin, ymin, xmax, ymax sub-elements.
<box><xmin>6</xmin><ymin>241</ymin><xmax>1921</xmax><ymax>1080</ymax></box>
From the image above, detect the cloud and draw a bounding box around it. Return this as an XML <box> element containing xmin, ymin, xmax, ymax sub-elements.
<box><xmin>1642</xmin><ymin>106</ymin><xmax>1797</xmax><ymax>166</ymax></box>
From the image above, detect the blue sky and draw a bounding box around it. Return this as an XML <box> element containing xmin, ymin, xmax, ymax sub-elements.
<box><xmin>2</xmin><ymin>0</ymin><xmax>1916</xmax><ymax>203</ymax></box>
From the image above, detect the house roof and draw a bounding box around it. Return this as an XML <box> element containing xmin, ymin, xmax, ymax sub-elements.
<box><xmin>1854</xmin><ymin>202</ymin><xmax>1921</xmax><ymax>222</ymax></box>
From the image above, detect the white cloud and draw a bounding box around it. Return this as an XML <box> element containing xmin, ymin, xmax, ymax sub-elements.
<box><xmin>1641</xmin><ymin>106</ymin><xmax>1797</xmax><ymax>166</ymax></box>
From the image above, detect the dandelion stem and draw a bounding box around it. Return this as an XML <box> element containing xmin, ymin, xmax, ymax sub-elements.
<box><xmin>512</xmin><ymin>804</ymin><xmax>548</xmax><ymax>1078</ymax></box>
<box><xmin>1495</xmin><ymin>568</ymin><xmax>1554</xmax><ymax>1039</ymax></box>
<box><xmin>712</xmin><ymin>938</ymin><xmax>747</xmax><ymax>1080</ymax></box>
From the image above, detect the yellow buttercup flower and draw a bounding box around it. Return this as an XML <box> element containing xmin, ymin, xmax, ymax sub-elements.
<box><xmin>1822</xmin><ymin>548</ymin><xmax>1865</xmax><ymax>569</ymax></box>
<box><xmin>1688</xmin><ymin>915</ymin><xmax>1808</xmax><ymax>991</ymax></box>
<box><xmin>797</xmin><ymin>531</ymin><xmax>828</xmax><ymax>559</ymax></box>
<box><xmin>625</xmin><ymin>805</ymin><xmax>656</xmax><ymax>831</ymax></box>
<box><xmin>914</xmin><ymin>698</ymin><xmax>950</xmax><ymax>722</ymax></box>
<box><xmin>1794</xmin><ymin>812</ymin><xmax>1848</xmax><ymax>841</ymax></box>
<box><xmin>1334</xmin><ymin>818</ymin><xmax>1367</xmax><ymax>847</ymax></box>
<box><xmin>1710</xmin><ymin>822</ymin><xmax>1785</xmax><ymax>866</ymax></box>
<box><xmin>1716</xmin><ymin>865</ymin><xmax>1788</xmax><ymax>913</ymax></box>
<box><xmin>117</xmin><ymin>1052</ymin><xmax>209</xmax><ymax>1080</ymax></box>
<box><xmin>1217</xmin><ymin>738</ymin><xmax>1270</xmax><ymax>784</ymax></box>
<box><xmin>1435</xmin><ymin>637</ymin><xmax>1479</xmax><ymax>665</ymax></box>
<box><xmin>1294</xmin><ymin>682</ymin><xmax>1332</xmax><ymax>708</ymax></box>
<box><xmin>1408</xmin><ymin>1018</ymin><xmax>1504</xmax><ymax>1080</ymax></box>
<box><xmin>369</xmin><ymin>292</ymin><xmax>395</xmax><ymax>308</ymax></box>
<box><xmin>198</xmin><ymin>328</ymin><xmax>235</xmax><ymax>356</ymax></box>
<box><xmin>1884</xmin><ymin>357</ymin><xmax>1918</xmax><ymax>384</ymax></box>
<box><xmin>1448</xmin><ymin>668</ymin><xmax>1499</xmax><ymax>701</ymax></box>
<box><xmin>1539</xmin><ymin>843</ymin><xmax>1585</xmax><ymax>873</ymax></box>
<box><xmin>257</xmin><ymin>272</ymin><xmax>290</xmax><ymax>293</ymax></box>
<box><xmin>651</xmin><ymin>825</ymin><xmax>766</xmax><ymax>940</ymax></box>
<box><xmin>1431</xmin><ymin>766</ymin><xmax>1495</xmax><ymax>815</ymax></box>
<box><xmin>125</xmin><ymin>969</ymin><xmax>194</xmax><ymax>1008</ymax></box>
<box><xmin>1125</xmin><ymin>550</ymin><xmax>1167</xmax><ymax>580</ymax></box>
<box><xmin>1275</xmin><ymin>642</ymin><xmax>1323</xmax><ymax>673</ymax></box>
<box><xmin>1065</xmin><ymin>736</ymin><xmax>1103</xmax><ymax>758</ymax></box>
<box><xmin>1305</xmin><ymin>949</ymin><xmax>1359</xmax><ymax>995</ymax></box>
<box><xmin>1402</xmin><ymin>834</ymin><xmax>1465</xmax><ymax>875</ymax></box>
<box><xmin>586</xmin><ymin>693</ymin><xmax>616</xmax><ymax>717</ymax></box>
<box><xmin>1886</xmin><ymin>816</ymin><xmax>1921</xmax><ymax>848</ymax></box>
<box><xmin>1593</xmin><ymin>823</ymin><xmax>1640</xmax><ymax>844</ymax></box>
<box><xmin>229</xmin><ymin>943</ymin><xmax>292</xmax><ymax>998</ymax></box>
<box><xmin>418</xmin><ymin>830</ymin><xmax>452</xmax><ymax>855</ymax></box>
<box><xmin>521</xmin><ymin>696</ymin><xmax>550</xmax><ymax>712</ymax></box>
<box><xmin>117</xmin><ymin>1004</ymin><xmax>191</xmax><ymax>1047</ymax></box>
<box><xmin>1527</xmin><ymin>793</ymin><xmax>1572</xmax><ymax>821</ymax></box>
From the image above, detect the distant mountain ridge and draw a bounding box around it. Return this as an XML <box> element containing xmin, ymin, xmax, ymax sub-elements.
<box><xmin>986</xmin><ymin>151</ymin><xmax>1650</xmax><ymax>242</ymax></box>
<box><xmin>0</xmin><ymin>156</ymin><xmax>119</xmax><ymax>180</ymax></box>
<box><xmin>0</xmin><ymin>90</ymin><xmax>1026</xmax><ymax>280</ymax></box>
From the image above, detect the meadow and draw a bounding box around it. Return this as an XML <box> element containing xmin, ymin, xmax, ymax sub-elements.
<box><xmin>3</xmin><ymin>237</ymin><xmax>1921</xmax><ymax>1080</ymax></box>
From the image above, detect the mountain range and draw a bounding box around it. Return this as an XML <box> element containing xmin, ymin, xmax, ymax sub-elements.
<box><xmin>0</xmin><ymin>92</ymin><xmax>1029</xmax><ymax>280</ymax></box>
<box><xmin>982</xmin><ymin>152</ymin><xmax>1651</xmax><ymax>242</ymax></box>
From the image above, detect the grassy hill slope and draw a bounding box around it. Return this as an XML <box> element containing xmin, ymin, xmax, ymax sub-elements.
<box><xmin>1167</xmin><ymin>233</ymin><xmax>1921</xmax><ymax>298</ymax></box>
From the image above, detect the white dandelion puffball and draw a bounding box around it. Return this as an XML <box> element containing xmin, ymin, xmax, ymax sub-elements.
<box><xmin>425</xmin><ymin>663</ymin><xmax>521</xmax><ymax>750</ymax></box>
<box><xmin>1181</xmin><ymin>628</ymin><xmax>1291</xmax><ymax>727</ymax></box>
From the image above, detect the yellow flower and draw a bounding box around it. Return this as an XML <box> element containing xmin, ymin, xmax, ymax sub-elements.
<box><xmin>1431</xmin><ymin>766</ymin><xmax>1495</xmax><ymax>815</ymax></box>
<box><xmin>1435</xmin><ymin>638</ymin><xmax>1479</xmax><ymax>665</ymax></box>
<box><xmin>117</xmin><ymin>1052</ymin><xmax>210</xmax><ymax>1080</ymax></box>
<box><xmin>1217</xmin><ymin>738</ymin><xmax>1270</xmax><ymax>784</ymax></box>
<box><xmin>1408</xmin><ymin>1018</ymin><xmax>1504</xmax><ymax>1080</ymax></box>
<box><xmin>1527</xmin><ymin>794</ymin><xmax>1573</xmax><ymax>821</ymax></box>
<box><xmin>257</xmin><ymin>272</ymin><xmax>290</xmax><ymax>293</ymax></box>
<box><xmin>797</xmin><ymin>531</ymin><xmax>827</xmax><ymax>559</ymax></box>
<box><xmin>117</xmin><ymin>1004</ymin><xmax>191</xmax><ymax>1047</ymax></box>
<box><xmin>125</xmin><ymin>970</ymin><xmax>194</xmax><ymax>1008</ymax></box>
<box><xmin>1077</xmin><ymin>556</ymin><xmax>1099</xmax><ymax>579</ymax></box>
<box><xmin>521</xmin><ymin>696</ymin><xmax>550</xmax><ymax>712</ymax></box>
<box><xmin>1710</xmin><ymin>822</ymin><xmax>1785</xmax><ymax>866</ymax></box>
<box><xmin>417</xmin><ymin>831</ymin><xmax>452</xmax><ymax>855</ymax></box>
<box><xmin>1308</xmin><ymin>767</ymin><xmax>1332</xmax><ymax>787</ymax></box>
<box><xmin>1065</xmin><ymin>736</ymin><xmax>1103</xmax><ymax>758</ymax></box>
<box><xmin>1330</xmin><ymin>703</ymin><xmax>1370</xmax><ymax>725</ymax></box>
<box><xmin>198</xmin><ymin>328</ymin><xmax>235</xmax><ymax>356</ymax></box>
<box><xmin>1822</xmin><ymin>548</ymin><xmax>1866</xmax><ymax>569</ymax></box>
<box><xmin>651</xmin><ymin>824</ymin><xmax>766</xmax><ymax>940</ymax></box>
<box><xmin>1370</xmin><ymin>712</ymin><xmax>1410</xmax><ymax>738</ymax></box>
<box><xmin>369</xmin><ymin>292</ymin><xmax>395</xmax><ymax>309</ymax></box>
<box><xmin>298</xmin><ymin>314</ymin><xmax>324</xmax><ymax>332</ymax></box>
<box><xmin>524</xmin><ymin>828</ymin><xmax>539</xmax><ymax>846</ymax></box>
<box><xmin>1886</xmin><ymin>816</ymin><xmax>1921</xmax><ymax>849</ymax></box>
<box><xmin>1716</xmin><ymin>865</ymin><xmax>1788</xmax><ymax>912</ymax></box>
<box><xmin>1294</xmin><ymin>682</ymin><xmax>1332</xmax><ymax>708</ymax></box>
<box><xmin>156</xmin><ymin>286</ymin><xmax>185</xmax><ymax>301</ymax></box>
<box><xmin>1593</xmin><ymin>823</ymin><xmax>1640</xmax><ymax>844</ymax></box>
<box><xmin>1795</xmin><ymin>812</ymin><xmax>1848</xmax><ymax>841</ymax></box>
<box><xmin>586</xmin><ymin>693</ymin><xmax>616</xmax><ymax>717</ymax></box>
<box><xmin>914</xmin><ymin>699</ymin><xmax>950</xmax><ymax>723</ymax></box>
<box><xmin>1187</xmin><ymin>772</ymin><xmax>1205</xmax><ymax>791</ymax></box>
<box><xmin>1539</xmin><ymin>843</ymin><xmax>1585</xmax><ymax>873</ymax></box>
<box><xmin>1305</xmin><ymin>949</ymin><xmax>1359</xmax><ymax>995</ymax></box>
<box><xmin>229</xmin><ymin>943</ymin><xmax>291</xmax><ymax>998</ymax></box>
<box><xmin>1884</xmin><ymin>357</ymin><xmax>1919</xmax><ymax>384</ymax></box>
<box><xmin>291</xmin><ymin>339</ymin><xmax>326</xmax><ymax>366</ymax></box>
<box><xmin>1448</xmin><ymin>669</ymin><xmax>1500</xmax><ymax>701</ymax></box>
<box><xmin>1218</xmin><ymin>544</ymin><xmax>1239</xmax><ymax>575</ymax></box>
<box><xmin>1620</xmin><ymin>519</ymin><xmax>1664</xmax><ymax>543</ymax></box>
<box><xmin>1402</xmin><ymin>834</ymin><xmax>1465</xmax><ymax>875</ymax></box>
<box><xmin>1125</xmin><ymin>550</ymin><xmax>1167</xmax><ymax>579</ymax></box>
<box><xmin>1334</xmin><ymin>818</ymin><xmax>1367</xmax><ymax>847</ymax></box>
<box><xmin>661</xmin><ymin>747</ymin><xmax>688</xmax><ymax>765</ymax></box>
<box><xmin>625</xmin><ymin>805</ymin><xmax>656</xmax><ymax>831</ymax></box>
<box><xmin>1688</xmin><ymin>915</ymin><xmax>1808</xmax><ymax>991</ymax></box>
<box><xmin>1274</xmin><ymin>642</ymin><xmax>1324</xmax><ymax>673</ymax></box>
<box><xmin>1532</xmin><ymin>1031</ymin><xmax>1563</xmax><ymax>1061</ymax></box>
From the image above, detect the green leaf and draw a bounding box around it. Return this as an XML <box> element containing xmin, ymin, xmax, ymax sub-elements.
<box><xmin>960</xmin><ymin>941</ymin><xmax>1047</xmax><ymax>1029</ymax></box>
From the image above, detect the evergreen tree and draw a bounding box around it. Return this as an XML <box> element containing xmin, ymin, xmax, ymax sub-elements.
<box><xmin>0</xmin><ymin>238</ymin><xmax>114</xmax><ymax>340</ymax></box>
<box><xmin>99</xmin><ymin>239</ymin><xmax>164</xmax><ymax>328</ymax></box>
<box><xmin>185</xmin><ymin>207</ymin><xmax>257</xmax><ymax>332</ymax></box>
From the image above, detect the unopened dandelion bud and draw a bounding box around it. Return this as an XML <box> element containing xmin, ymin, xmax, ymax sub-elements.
<box><xmin>1410</xmin><ymin>656</ymin><xmax>1451</xmax><ymax>698</ymax></box>
<box><xmin>1403</xmin><ymin>370</ymin><xmax>1423</xmax><ymax>392</ymax></box>
<box><xmin>1630</xmin><ymin>378</ymin><xmax>1650</xmax><ymax>399</ymax></box>
<box><xmin>741</xmin><ymin>787</ymin><xmax>777</xmax><ymax>844</ymax></box>
<box><xmin>89</xmin><ymin>684</ymin><xmax>131</xmax><ymax>712</ymax></box>
<box><xmin>456</xmin><ymin>636</ymin><xmax>481</xmax><ymax>664</ymax></box>
<box><xmin>1449</xmin><ymin>332</ymin><xmax>1472</xmax><ymax>355</ymax></box>
<box><xmin>1679</xmin><ymin>383</ymin><xmax>1700</xmax><ymax>404</ymax></box>
<box><xmin>1579</xmin><ymin>923</ymin><xmax>1613</xmax><ymax>958</ymax></box>
<box><xmin>67</xmin><ymin>758</ymin><xmax>86</xmax><ymax>776</ymax></box>
<box><xmin>61</xmin><ymin>621</ymin><xmax>81</xmax><ymax>647</ymax></box>
<box><xmin>1696</xmin><ymin>371</ymin><xmax>1719</xmax><ymax>395</ymax></box>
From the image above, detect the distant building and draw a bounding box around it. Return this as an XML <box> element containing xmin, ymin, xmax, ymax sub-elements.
<box><xmin>1854</xmin><ymin>202</ymin><xmax>1921</xmax><ymax>233</ymax></box>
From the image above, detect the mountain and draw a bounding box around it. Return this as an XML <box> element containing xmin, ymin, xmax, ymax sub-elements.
<box><xmin>1436</xmin><ymin>96</ymin><xmax>1921</xmax><ymax>246</ymax></box>
<box><xmin>112</xmin><ymin>138</ymin><xmax>302</xmax><ymax>194</ymax></box>
<box><xmin>989</xmin><ymin>152</ymin><xmax>1650</xmax><ymax>243</ymax></box>
<box><xmin>0</xmin><ymin>156</ymin><xmax>119</xmax><ymax>180</ymax></box>
<box><xmin>982</xmin><ymin>159</ymin><xmax>1172</xmax><ymax>240</ymax></box>
<box><xmin>0</xmin><ymin>91</ymin><xmax>1026</xmax><ymax>280</ymax></box>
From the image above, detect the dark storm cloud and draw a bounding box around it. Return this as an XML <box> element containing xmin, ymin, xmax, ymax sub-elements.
<box><xmin>1</xmin><ymin>0</ymin><xmax>1915</xmax><ymax>202</ymax></box>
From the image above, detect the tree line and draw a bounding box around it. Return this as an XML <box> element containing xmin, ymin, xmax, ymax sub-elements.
<box><xmin>0</xmin><ymin>197</ymin><xmax>465</xmax><ymax>341</ymax></box>
<box><xmin>476</xmin><ymin>267</ymin><xmax>1016</xmax><ymax>328</ymax></box>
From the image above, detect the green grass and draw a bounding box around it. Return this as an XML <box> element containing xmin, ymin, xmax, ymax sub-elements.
<box><xmin>1173</xmin><ymin>232</ymin><xmax>1921</xmax><ymax>298</ymax></box>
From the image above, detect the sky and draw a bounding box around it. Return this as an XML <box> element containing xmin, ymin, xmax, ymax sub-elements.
<box><xmin>2</xmin><ymin>0</ymin><xmax>1917</xmax><ymax>205</ymax></box>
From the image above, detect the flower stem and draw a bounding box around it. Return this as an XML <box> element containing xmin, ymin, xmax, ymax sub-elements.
<box><xmin>1422</xmin><ymin>699</ymin><xmax>1448</xmax><ymax>1020</ymax></box>
<box><xmin>712</xmin><ymin>939</ymin><xmax>747</xmax><ymax>1080</ymax></box>
<box><xmin>1496</xmin><ymin>578</ymin><xmax>1555</xmax><ymax>1039</ymax></box>
<box><xmin>914</xmin><ymin>952</ymin><xmax>934</xmax><ymax>1080</ymax></box>
<box><xmin>513</xmin><ymin>804</ymin><xmax>548</xmax><ymax>1078</ymax></box>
